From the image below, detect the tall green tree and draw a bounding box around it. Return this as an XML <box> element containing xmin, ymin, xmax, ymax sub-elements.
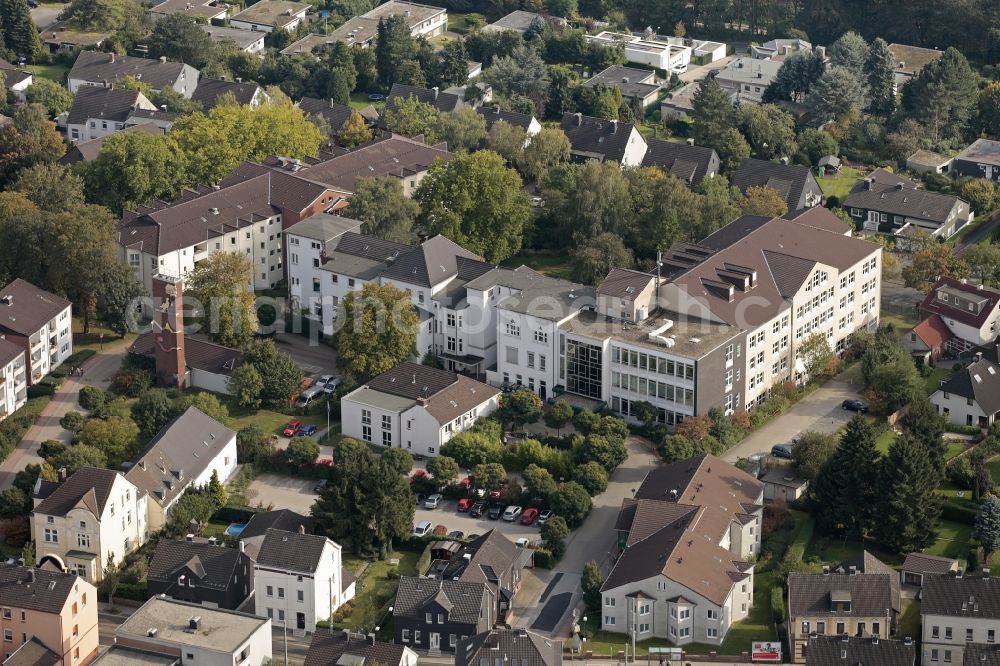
<box><xmin>690</xmin><ymin>77</ymin><xmax>736</xmax><ymax>148</ymax></box>
<box><xmin>902</xmin><ymin>47</ymin><xmax>979</xmax><ymax>144</ymax></box>
<box><xmin>485</xmin><ymin>44</ymin><xmax>547</xmax><ymax>103</ymax></box>
<box><xmin>876</xmin><ymin>433</ymin><xmax>942</xmax><ymax>553</ymax></box>
<box><xmin>83</xmin><ymin>131</ymin><xmax>187</xmax><ymax>213</ymax></box>
<box><xmin>339</xmin><ymin>110</ymin><xmax>373</xmax><ymax>148</ymax></box>
<box><xmin>99</xmin><ymin>261</ymin><xmax>145</xmax><ymax>336</ymax></box>
<box><xmin>207</xmin><ymin>469</ymin><xmax>228</xmax><ymax>507</ymax></box>
<box><xmin>12</xmin><ymin>164</ymin><xmax>84</xmax><ymax>212</ymax></box>
<box><xmin>131</xmin><ymin>389</ymin><xmax>174</xmax><ymax>441</ymax></box>
<box><xmin>437</xmin><ymin>106</ymin><xmax>488</xmax><ymax>152</ymax></box>
<box><xmin>739</xmin><ymin>104</ymin><xmax>797</xmax><ymax>160</ymax></box>
<box><xmin>865</xmin><ymin>38</ymin><xmax>896</xmax><ymax>116</ymax></box>
<box><xmin>25</xmin><ymin>79</ymin><xmax>74</xmax><ymax>117</ymax></box>
<box><xmin>582</xmin><ymin>560</ymin><xmax>603</xmax><ymax>610</ymax></box>
<box><xmin>415</xmin><ymin>150</ymin><xmax>530</xmax><ymax>263</ymax></box>
<box><xmin>811</xmin><ymin>416</ymin><xmax>880</xmax><ymax>538</ymax></box>
<box><xmin>976</xmin><ymin>495</ymin><xmax>1000</xmax><ymax>563</ymax></box>
<box><xmin>227</xmin><ymin>363</ymin><xmax>264</xmax><ymax>409</ymax></box>
<box><xmin>764</xmin><ymin>51</ymin><xmax>826</xmax><ymax>103</ymax></box>
<box><xmin>573</xmin><ymin>233</ymin><xmax>633</xmax><ymax>285</ymax></box>
<box><xmin>242</xmin><ymin>339</ymin><xmax>303</xmax><ymax>407</ymax></box>
<box><xmin>0</xmin><ymin>104</ymin><xmax>65</xmax><ymax>187</ymax></box>
<box><xmin>432</xmin><ymin>40</ymin><xmax>470</xmax><ymax>89</ymax></box>
<box><xmin>185</xmin><ymin>252</ymin><xmax>258</xmax><ymax>349</ymax></box>
<box><xmin>383</xmin><ymin>95</ymin><xmax>441</xmax><ymax>143</ymax></box>
<box><xmin>374</xmin><ymin>15</ymin><xmax>415</xmax><ymax>88</ymax></box>
<box><xmin>499</xmin><ymin>388</ymin><xmax>543</xmax><ymax>429</ymax></box>
<box><xmin>517</xmin><ymin>127</ymin><xmax>571</xmax><ymax>182</ymax></box>
<box><xmin>335</xmin><ymin>282</ymin><xmax>419</xmax><ymax>383</ymax></box>
<box><xmin>345</xmin><ymin>176</ymin><xmax>419</xmax><ymax>244</ymax></box>
<box><xmin>792</xmin><ymin>431</ymin><xmax>838</xmax><ymax>481</ymax></box>
<box><xmin>147</xmin><ymin>14</ymin><xmax>215</xmax><ymax>68</ymax></box>
<box><xmin>1</xmin><ymin>0</ymin><xmax>42</xmax><ymax>58</ymax></box>
<box><xmin>900</xmin><ymin>397</ymin><xmax>947</xmax><ymax>483</ymax></box>
<box><xmin>828</xmin><ymin>31</ymin><xmax>869</xmax><ymax>73</ymax></box>
<box><xmin>806</xmin><ymin>66</ymin><xmax>868</xmax><ymax>121</ymax></box>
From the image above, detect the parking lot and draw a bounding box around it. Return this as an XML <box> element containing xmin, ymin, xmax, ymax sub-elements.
<box><xmin>246</xmin><ymin>473</ymin><xmax>319</xmax><ymax>514</ymax></box>
<box><xmin>413</xmin><ymin>496</ymin><xmax>544</xmax><ymax>541</ymax></box>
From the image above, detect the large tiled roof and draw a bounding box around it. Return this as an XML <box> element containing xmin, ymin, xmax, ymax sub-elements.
<box><xmin>839</xmin><ymin>550</ymin><xmax>900</xmax><ymax>612</ymax></box>
<box><xmin>3</xmin><ymin>637</ymin><xmax>60</xmax><ymax>666</ymax></box>
<box><xmin>66</xmin><ymin>85</ymin><xmax>143</xmax><ymax>125</ymax></box>
<box><xmin>69</xmin><ymin>51</ymin><xmax>189</xmax><ymax>90</ymax></box>
<box><xmin>239</xmin><ymin>509</ymin><xmax>316</xmax><ymax>541</ymax></box>
<box><xmin>124</xmin><ymin>406</ymin><xmax>236</xmax><ymax>507</ymax></box>
<box><xmin>0</xmin><ymin>565</ymin><xmax>80</xmax><ymax>614</ymax></box>
<box><xmin>191</xmin><ymin>78</ymin><xmax>262</xmax><ymax>110</ymax></box>
<box><xmin>433</xmin><ymin>530</ymin><xmax>520</xmax><ymax>585</ymax></box>
<box><xmin>584</xmin><ymin>65</ymin><xmax>659</xmax><ymax>100</ymax></box>
<box><xmin>148</xmin><ymin>539</ymin><xmax>245</xmax><ymax>590</ymax></box>
<box><xmin>937</xmin><ymin>358</ymin><xmax>1000</xmax><ymax>414</ymax></box>
<box><xmin>456</xmin><ymin>629</ymin><xmax>562</xmax><ymax>666</ymax></box>
<box><xmin>0</xmin><ymin>279</ymin><xmax>71</xmax><ymax>337</ymax></box>
<box><xmin>0</xmin><ymin>337</ymin><xmax>23</xmax><ymax>367</ymax></box>
<box><xmin>919</xmin><ymin>276</ymin><xmax>1000</xmax><ymax>331</ymax></box>
<box><xmin>901</xmin><ymin>552</ymin><xmax>957</xmax><ymax>575</ymax></box>
<box><xmin>393</xmin><ymin>577</ymin><xmax>487</xmax><ymax>624</ymax></box>
<box><xmin>381</xmin><ymin>234</ymin><xmax>480</xmax><ymax>289</ymax></box>
<box><xmin>731</xmin><ymin>158</ymin><xmax>818</xmax><ymax>211</ymax></box>
<box><xmin>844</xmin><ymin>169</ymin><xmax>964</xmax><ymax>223</ymax></box>
<box><xmin>923</xmin><ymin>572</ymin><xmax>1000</xmax><ymax>618</ymax></box>
<box><xmin>476</xmin><ymin>105</ymin><xmax>537</xmax><ymax>131</ymax></box>
<box><xmin>305</xmin><ymin>631</ymin><xmax>409</xmax><ymax>666</ymax></box>
<box><xmin>596</xmin><ymin>268</ymin><xmax>654</xmax><ymax>299</ymax></box>
<box><xmin>255</xmin><ymin>529</ymin><xmax>330</xmax><ymax>573</ymax></box>
<box><xmin>805</xmin><ymin>636</ymin><xmax>915</xmax><ymax>666</ymax></box>
<box><xmin>642</xmin><ymin>139</ymin><xmax>718</xmax><ymax>186</ymax></box>
<box><xmin>387</xmin><ymin>83</ymin><xmax>462</xmax><ymax>113</ymax></box>
<box><xmin>363</xmin><ymin>361</ymin><xmax>499</xmax><ymax>425</ymax></box>
<box><xmin>911</xmin><ymin>314</ymin><xmax>952</xmax><ymax>349</ymax></box>
<box><xmin>34</xmin><ymin>467</ymin><xmax>120</xmax><ymax>517</ymax></box>
<box><xmin>787</xmin><ymin>570</ymin><xmax>895</xmax><ymax>618</ymax></box>
<box><xmin>559</xmin><ymin>112</ymin><xmax>640</xmax><ymax>163</ymax></box>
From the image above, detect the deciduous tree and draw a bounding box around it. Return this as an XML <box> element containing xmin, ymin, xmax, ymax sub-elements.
<box><xmin>517</xmin><ymin>127</ymin><xmax>571</xmax><ymax>182</ymax></box>
<box><xmin>550</xmin><ymin>482</ymin><xmax>591</xmax><ymax>527</ymax></box>
<box><xmin>131</xmin><ymin>389</ymin><xmax>173</xmax><ymax>441</ymax></box>
<box><xmin>148</xmin><ymin>14</ymin><xmax>215</xmax><ymax>68</ymax></box>
<box><xmin>792</xmin><ymin>431</ymin><xmax>838</xmax><ymax>480</ymax></box>
<box><xmin>339</xmin><ymin>110</ymin><xmax>373</xmax><ymax>148</ymax></box>
<box><xmin>345</xmin><ymin>176</ymin><xmax>419</xmax><ymax>244</ymax></box>
<box><xmin>335</xmin><ymin>282</ymin><xmax>418</xmax><ymax>383</ymax></box>
<box><xmin>186</xmin><ymin>252</ymin><xmax>258</xmax><ymax>349</ymax></box>
<box><xmin>383</xmin><ymin>95</ymin><xmax>441</xmax><ymax>143</ymax></box>
<box><xmin>963</xmin><ymin>243</ymin><xmax>1000</xmax><ymax>287</ymax></box>
<box><xmin>228</xmin><ymin>363</ymin><xmax>264</xmax><ymax>409</ymax></box>
<box><xmin>739</xmin><ymin>104</ymin><xmax>798</xmax><ymax>160</ymax></box>
<box><xmin>286</xmin><ymin>436</ymin><xmax>320</xmax><ymax>467</ymax></box>
<box><xmin>740</xmin><ymin>186</ymin><xmax>788</xmax><ymax>216</ymax></box>
<box><xmin>426</xmin><ymin>455</ymin><xmax>459</xmax><ymax>485</ymax></box>
<box><xmin>437</xmin><ymin>106</ymin><xmax>487</xmax><ymax>152</ymax></box>
<box><xmin>24</xmin><ymin>79</ymin><xmax>74</xmax><ymax>117</ymax></box>
<box><xmin>83</xmin><ymin>131</ymin><xmax>187</xmax><ymax>213</ymax></box>
<box><xmin>572</xmin><ymin>232</ymin><xmax>633</xmax><ymax>285</ymax></box>
<box><xmin>902</xmin><ymin>244</ymin><xmax>968</xmax><ymax>288</ymax></box>
<box><xmin>500</xmin><ymin>388</ymin><xmax>543</xmax><ymax>429</ymax></box>
<box><xmin>543</xmin><ymin>400</ymin><xmax>573</xmax><ymax>435</ymax></box>
<box><xmin>12</xmin><ymin>164</ymin><xmax>84</xmax><ymax>212</ymax></box>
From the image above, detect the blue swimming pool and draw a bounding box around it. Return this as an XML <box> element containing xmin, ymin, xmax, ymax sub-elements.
<box><xmin>226</xmin><ymin>523</ymin><xmax>247</xmax><ymax>537</ymax></box>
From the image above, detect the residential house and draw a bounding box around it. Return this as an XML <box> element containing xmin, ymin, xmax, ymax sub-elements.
<box><xmin>0</xmin><ymin>564</ymin><xmax>99</xmax><ymax>666</ymax></box>
<box><xmin>253</xmin><ymin>528</ymin><xmax>354</xmax><ymax>634</ymax></box>
<box><xmin>60</xmin><ymin>123</ymin><xmax>162</xmax><ymax>165</ymax></box>
<box><xmin>559</xmin><ymin>112</ymin><xmax>648</xmax><ymax>167</ymax></box>
<box><xmin>191</xmin><ymin>78</ymin><xmax>267</xmax><ymax>111</ymax></box>
<box><xmin>229</xmin><ymin>0</ymin><xmax>310</xmax><ymax>32</ymax></box>
<box><xmin>386</xmin><ymin>83</ymin><xmax>464</xmax><ymax>114</ymax></box>
<box><xmin>888</xmin><ymin>44</ymin><xmax>943</xmax><ymax>94</ymax></box>
<box><xmin>41</xmin><ymin>23</ymin><xmax>109</xmax><ymax>55</ymax></box>
<box><xmin>906</xmin><ymin>314</ymin><xmax>953</xmax><ymax>364</ymax></box>
<box><xmin>907</xmin><ymin>150</ymin><xmax>953</xmax><ymax>176</ymax></box>
<box><xmin>963</xmin><ymin>644</ymin><xmax>1000</xmax><ymax>666</ymax></box>
<box><xmin>0</xmin><ymin>58</ymin><xmax>33</xmax><ymax>100</ymax></box>
<box><xmin>305</xmin><ymin>630</ymin><xmax>418</xmax><ymax>666</ymax></box>
<box><xmin>585</xmin><ymin>31</ymin><xmax>691</xmax><ymax>71</ymax></box>
<box><xmin>482</xmin><ymin>10</ymin><xmax>558</xmax><ymax>34</ymax></box>
<box><xmin>921</xmin><ymin>571</ymin><xmax>1000</xmax><ymax>666</ymax></box>
<box><xmin>660</xmin><ymin>81</ymin><xmax>718</xmax><ymax>122</ymax></box>
<box><xmin>149</xmin><ymin>0</ymin><xmax>228</xmax><ymax>21</ymax></box>
<box><xmin>752</xmin><ymin>38</ymin><xmax>814</xmax><ymax>61</ymax></box>
<box><xmin>147</xmin><ymin>536</ymin><xmax>255</xmax><ymax>610</ymax></box>
<box><xmin>844</xmin><ymin>169</ymin><xmax>972</xmax><ymax>239</ymax></box>
<box><xmin>953</xmin><ymin>139</ymin><xmax>1000</xmax><ymax>183</ymax></box>
<box><xmin>929</xmin><ymin>355</ymin><xmax>1000</xmax><ymax>428</ymax></box>
<box><xmin>714</xmin><ymin>57</ymin><xmax>783</xmax><ymax>104</ymax></box>
<box><xmin>0</xmin><ymin>279</ymin><xmax>73</xmax><ymax>386</ymax></box>
<box><xmin>900</xmin><ymin>553</ymin><xmax>958</xmax><ymax>587</ymax></box>
<box><xmin>66</xmin><ymin>86</ymin><xmax>158</xmax><ymax>144</ymax></box>
<box><xmin>238</xmin><ymin>509</ymin><xmax>316</xmax><ymax>557</ymax></box>
<box><xmin>917</xmin><ymin>278</ymin><xmax>1000</xmax><ymax>354</ymax></box>
<box><xmin>761</xmin><ymin>467</ymin><xmax>808</xmax><ymax>502</ymax></box>
<box><xmin>114</xmin><ymin>597</ymin><xmax>272</xmax><ymax>666</ymax></box>
<box><xmin>0</xmin><ymin>338</ymin><xmax>26</xmax><ymax>424</ymax></box>
<box><xmin>805</xmin><ymin>636</ymin><xmax>916</xmax><ymax>666</ymax></box>
<box><xmin>731</xmin><ymin>158</ymin><xmax>823</xmax><ymax>211</ymax></box>
<box><xmin>297</xmin><ymin>97</ymin><xmax>379</xmax><ymax>143</ymax></box>
<box><xmin>393</xmin><ymin>577</ymin><xmax>493</xmax><ymax>653</ymax></box>
<box><xmin>340</xmin><ymin>362</ymin><xmax>500</xmax><ymax>457</ymax></box>
<box><xmin>476</xmin><ymin>105</ymin><xmax>541</xmax><ymax>137</ymax></box>
<box><xmin>280</xmin><ymin>0</ymin><xmax>446</xmax><ymax>54</ymax></box>
<box><xmin>67</xmin><ymin>51</ymin><xmax>199</xmax><ymax>97</ymax></box>
<box><xmin>787</xmin><ymin>554</ymin><xmax>900</xmax><ymax>663</ymax></box>
<box><xmin>32</xmin><ymin>467</ymin><xmax>148</xmax><ymax>582</ymax></box>
<box><xmin>125</xmin><ymin>405</ymin><xmax>238</xmax><ymax>532</ymax></box>
<box><xmin>583</xmin><ymin>66</ymin><xmax>662</xmax><ymax>109</ymax></box>
<box><xmin>455</xmin><ymin>629</ymin><xmax>562</xmax><ymax>666</ymax></box>
<box><xmin>642</xmin><ymin>138</ymin><xmax>720</xmax><ymax>188</ymax></box>
<box><xmin>123</xmin><ymin>108</ymin><xmax>179</xmax><ymax>133</ymax></box>
<box><xmin>201</xmin><ymin>25</ymin><xmax>266</xmax><ymax>53</ymax></box>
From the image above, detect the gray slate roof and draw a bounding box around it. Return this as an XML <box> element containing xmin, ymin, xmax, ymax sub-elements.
<box><xmin>956</xmin><ymin>138</ymin><xmax>1000</xmax><ymax>168</ymax></box>
<box><xmin>3</xmin><ymin>637</ymin><xmax>60</xmax><ymax>666</ymax></box>
<box><xmin>298</xmin><ymin>97</ymin><xmax>368</xmax><ymax>134</ymax></box>
<box><xmin>922</xmin><ymin>573</ymin><xmax>1000</xmax><ymax>618</ymax></box>
<box><xmin>787</xmin><ymin>570</ymin><xmax>896</xmax><ymax>618</ymax></box>
<box><xmin>285</xmin><ymin>215</ymin><xmax>362</xmax><ymax>243</ymax></box>
<box><xmin>239</xmin><ymin>509</ymin><xmax>316</xmax><ymax>541</ymax></box>
<box><xmin>937</xmin><ymin>358</ymin><xmax>1000</xmax><ymax>415</ymax></box>
<box><xmin>0</xmin><ymin>336</ymin><xmax>24</xmax><ymax>367</ymax></box>
<box><xmin>731</xmin><ymin>158</ymin><xmax>818</xmax><ymax>211</ymax></box>
<box><xmin>642</xmin><ymin>139</ymin><xmax>719</xmax><ymax>186</ymax></box>
<box><xmin>191</xmin><ymin>78</ymin><xmax>262</xmax><ymax>110</ymax></box>
<box><xmin>0</xmin><ymin>278</ymin><xmax>71</xmax><ymax>337</ymax></box>
<box><xmin>0</xmin><ymin>564</ymin><xmax>79</xmax><ymax>614</ymax></box>
<box><xmin>434</xmin><ymin>530</ymin><xmax>520</xmax><ymax>585</ymax></box>
<box><xmin>844</xmin><ymin>168</ymin><xmax>964</xmax><ymax>223</ymax></box>
<box><xmin>456</xmin><ymin>629</ymin><xmax>562</xmax><ymax>666</ymax></box>
<box><xmin>381</xmin><ymin>234</ymin><xmax>480</xmax><ymax>288</ymax></box>
<box><xmin>584</xmin><ymin>65</ymin><xmax>659</xmax><ymax>100</ymax></box>
<box><xmin>901</xmin><ymin>553</ymin><xmax>957</xmax><ymax>575</ymax></box>
<box><xmin>67</xmin><ymin>86</ymin><xmax>145</xmax><ymax>126</ymax></box>
<box><xmin>393</xmin><ymin>577</ymin><xmax>488</xmax><ymax>624</ymax></box>
<box><xmin>559</xmin><ymin>112</ymin><xmax>639</xmax><ymax>164</ymax></box>
<box><xmin>477</xmin><ymin>105</ymin><xmax>537</xmax><ymax>132</ymax></box>
<box><xmin>386</xmin><ymin>83</ymin><xmax>462</xmax><ymax>114</ymax></box>
<box><xmin>305</xmin><ymin>630</ymin><xmax>409</xmax><ymax>666</ymax></box>
<box><xmin>596</xmin><ymin>268</ymin><xmax>654</xmax><ymax>299</ymax></box>
<box><xmin>805</xmin><ymin>636</ymin><xmax>915</xmax><ymax>666</ymax></box>
<box><xmin>34</xmin><ymin>467</ymin><xmax>120</xmax><ymax>518</ymax></box>
<box><xmin>255</xmin><ymin>528</ymin><xmax>330</xmax><ymax>573</ymax></box>
<box><xmin>148</xmin><ymin>539</ymin><xmax>245</xmax><ymax>590</ymax></box>
<box><xmin>69</xmin><ymin>51</ymin><xmax>190</xmax><ymax>90</ymax></box>
<box><xmin>964</xmin><ymin>644</ymin><xmax>1000</xmax><ymax>666</ymax></box>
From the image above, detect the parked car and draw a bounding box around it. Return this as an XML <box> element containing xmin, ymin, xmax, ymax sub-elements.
<box><xmin>537</xmin><ymin>510</ymin><xmax>553</xmax><ymax>525</ymax></box>
<box><xmin>318</xmin><ymin>375</ymin><xmax>341</xmax><ymax>394</ymax></box>
<box><xmin>470</xmin><ymin>501</ymin><xmax>487</xmax><ymax>518</ymax></box>
<box><xmin>515</xmin><ymin>537</ymin><xmax>530</xmax><ymax>548</ymax></box>
<box><xmin>412</xmin><ymin>520</ymin><xmax>432</xmax><ymax>537</ymax></box>
<box><xmin>502</xmin><ymin>506</ymin><xmax>523</xmax><ymax>521</ymax></box>
<box><xmin>487</xmin><ymin>502</ymin><xmax>505</xmax><ymax>520</ymax></box>
<box><xmin>771</xmin><ymin>444</ymin><xmax>793</xmax><ymax>459</ymax></box>
<box><xmin>433</xmin><ymin>524</ymin><xmax>448</xmax><ymax>537</ymax></box>
<box><xmin>282</xmin><ymin>420</ymin><xmax>302</xmax><ymax>437</ymax></box>
<box><xmin>424</xmin><ymin>494</ymin><xmax>443</xmax><ymax>509</ymax></box>
<box><xmin>519</xmin><ymin>508</ymin><xmax>539</xmax><ymax>525</ymax></box>
<box><xmin>457</xmin><ymin>498</ymin><xmax>473</xmax><ymax>512</ymax></box>
<box><xmin>313</xmin><ymin>479</ymin><xmax>329</xmax><ymax>493</ymax></box>
<box><xmin>295</xmin><ymin>385</ymin><xmax>324</xmax><ymax>407</ymax></box>
<box><xmin>488</xmin><ymin>484</ymin><xmax>508</xmax><ymax>499</ymax></box>
<box><xmin>300</xmin><ymin>424</ymin><xmax>319</xmax><ymax>436</ymax></box>
<box><xmin>448</xmin><ymin>530</ymin><xmax>465</xmax><ymax>539</ymax></box>
<box><xmin>842</xmin><ymin>399</ymin><xmax>869</xmax><ymax>413</ymax></box>
<box><xmin>409</xmin><ymin>469</ymin><xmax>428</xmax><ymax>485</ymax></box>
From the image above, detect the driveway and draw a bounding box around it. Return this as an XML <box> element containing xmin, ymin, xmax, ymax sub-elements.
<box><xmin>30</xmin><ymin>5</ymin><xmax>62</xmax><ymax>30</ymax></box>
<box><xmin>273</xmin><ymin>331</ymin><xmax>337</xmax><ymax>377</ymax></box>
<box><xmin>722</xmin><ymin>373</ymin><xmax>865</xmax><ymax>463</ymax></box>
<box><xmin>679</xmin><ymin>54</ymin><xmax>735</xmax><ymax>83</ymax></box>
<box><xmin>246</xmin><ymin>473</ymin><xmax>318</xmax><ymax>513</ymax></box>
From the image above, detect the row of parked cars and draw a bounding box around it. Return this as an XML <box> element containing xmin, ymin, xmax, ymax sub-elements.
<box><xmin>423</xmin><ymin>494</ymin><xmax>552</xmax><ymax>525</ymax></box>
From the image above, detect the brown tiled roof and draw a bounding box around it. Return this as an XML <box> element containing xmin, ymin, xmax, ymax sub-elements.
<box><xmin>364</xmin><ymin>362</ymin><xmax>499</xmax><ymax>425</ymax></box>
<box><xmin>305</xmin><ymin>631</ymin><xmax>409</xmax><ymax>666</ymax></box>
<box><xmin>596</xmin><ymin>268</ymin><xmax>655</xmax><ymax>299</ymax></box>
<box><xmin>912</xmin><ymin>314</ymin><xmax>952</xmax><ymax>349</ymax></box>
<box><xmin>3</xmin><ymin>637</ymin><xmax>61</xmax><ymax>666</ymax></box>
<box><xmin>423</xmin><ymin>374</ymin><xmax>499</xmax><ymax>425</ymax></box>
<box><xmin>901</xmin><ymin>552</ymin><xmax>957</xmax><ymax>575</ymax></box>
<box><xmin>129</xmin><ymin>333</ymin><xmax>242</xmax><ymax>376</ymax></box>
<box><xmin>0</xmin><ymin>565</ymin><xmax>81</xmax><ymax>615</ymax></box>
<box><xmin>66</xmin><ymin>86</ymin><xmax>144</xmax><ymax>126</ymax></box>
<box><xmin>918</xmin><ymin>276</ymin><xmax>1000</xmax><ymax>331</ymax></box>
<box><xmin>0</xmin><ymin>279</ymin><xmax>71</xmax><ymax>337</ymax></box>
<box><xmin>0</xmin><ymin>337</ymin><xmax>23</xmax><ymax>367</ymax></box>
<box><xmin>33</xmin><ymin>467</ymin><xmax>119</xmax><ymax>517</ymax></box>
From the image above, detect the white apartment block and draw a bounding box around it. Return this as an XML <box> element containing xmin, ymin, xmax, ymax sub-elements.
<box><xmin>0</xmin><ymin>279</ymin><xmax>73</xmax><ymax>386</ymax></box>
<box><xmin>33</xmin><ymin>468</ymin><xmax>149</xmax><ymax>583</ymax></box>
<box><xmin>585</xmin><ymin>31</ymin><xmax>692</xmax><ymax>71</ymax></box>
<box><xmin>0</xmin><ymin>338</ymin><xmax>27</xmax><ymax>423</ymax></box>
<box><xmin>253</xmin><ymin>529</ymin><xmax>353</xmax><ymax>635</ymax></box>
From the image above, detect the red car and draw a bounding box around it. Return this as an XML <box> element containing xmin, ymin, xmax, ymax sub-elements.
<box><xmin>459</xmin><ymin>476</ymin><xmax>472</xmax><ymax>488</ymax></box>
<box><xmin>457</xmin><ymin>498</ymin><xmax>473</xmax><ymax>512</ymax></box>
<box><xmin>488</xmin><ymin>484</ymin><xmax>508</xmax><ymax>499</ymax></box>
<box><xmin>282</xmin><ymin>420</ymin><xmax>302</xmax><ymax>437</ymax></box>
<box><xmin>519</xmin><ymin>508</ymin><xmax>539</xmax><ymax>525</ymax></box>
<box><xmin>409</xmin><ymin>469</ymin><xmax>428</xmax><ymax>486</ymax></box>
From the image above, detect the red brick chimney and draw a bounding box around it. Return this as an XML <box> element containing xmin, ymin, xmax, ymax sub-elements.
<box><xmin>151</xmin><ymin>274</ymin><xmax>187</xmax><ymax>389</ymax></box>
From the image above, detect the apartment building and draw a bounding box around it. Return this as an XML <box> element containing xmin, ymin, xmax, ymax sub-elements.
<box><xmin>0</xmin><ymin>279</ymin><xmax>73</xmax><ymax>386</ymax></box>
<box><xmin>281</xmin><ymin>0</ymin><xmax>446</xmax><ymax>54</ymax></box>
<box><xmin>253</xmin><ymin>529</ymin><xmax>352</xmax><ymax>635</ymax></box>
<box><xmin>0</xmin><ymin>337</ymin><xmax>26</xmax><ymax>423</ymax></box>
<box><xmin>715</xmin><ymin>57</ymin><xmax>783</xmax><ymax>104</ymax></box>
<box><xmin>0</xmin><ymin>564</ymin><xmax>99</xmax><ymax>666</ymax></box>
<box><xmin>65</xmin><ymin>86</ymin><xmax>158</xmax><ymax>144</ymax></box>
<box><xmin>32</xmin><ymin>467</ymin><xmax>148</xmax><ymax>583</ymax></box>
<box><xmin>600</xmin><ymin>455</ymin><xmax>762</xmax><ymax>646</ymax></box>
<box><xmin>921</xmin><ymin>572</ymin><xmax>1000</xmax><ymax>666</ymax></box>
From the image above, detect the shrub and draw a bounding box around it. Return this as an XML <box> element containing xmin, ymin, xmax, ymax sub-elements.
<box><xmin>109</xmin><ymin>367</ymin><xmax>152</xmax><ymax>397</ymax></box>
<box><xmin>770</xmin><ymin>584</ymin><xmax>785</xmax><ymax>625</ymax></box>
<box><xmin>60</xmin><ymin>411</ymin><xmax>85</xmax><ymax>432</ymax></box>
<box><xmin>78</xmin><ymin>386</ymin><xmax>105</xmax><ymax>412</ymax></box>
<box><xmin>941</xmin><ymin>501</ymin><xmax>978</xmax><ymax>525</ymax></box>
<box><xmin>532</xmin><ymin>547</ymin><xmax>555</xmax><ymax>568</ymax></box>
<box><xmin>27</xmin><ymin>384</ymin><xmax>55</xmax><ymax>398</ymax></box>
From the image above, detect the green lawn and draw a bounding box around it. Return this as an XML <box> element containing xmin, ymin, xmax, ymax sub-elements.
<box><xmin>937</xmin><ymin>482</ymin><xmax>978</xmax><ymax>508</ymax></box>
<box><xmin>879</xmin><ymin>309</ymin><xmax>918</xmax><ymax>333</ymax></box>
<box><xmin>875</xmin><ymin>429</ymin><xmax>897</xmax><ymax>455</ymax></box>
<box><xmin>817</xmin><ymin>166</ymin><xmax>862</xmax><ymax>200</ymax></box>
<box><xmin>447</xmin><ymin>12</ymin><xmax>480</xmax><ymax>33</ymax></box>
<box><xmin>988</xmin><ymin>457</ymin><xmax>1000</xmax><ymax>484</ymax></box>
<box><xmin>898</xmin><ymin>599</ymin><xmax>921</xmax><ymax>641</ymax></box>
<box><xmin>26</xmin><ymin>63</ymin><xmax>70</xmax><ymax>84</ymax></box>
<box><xmin>803</xmin><ymin>535</ymin><xmax>862</xmax><ymax>567</ymax></box>
<box><xmin>335</xmin><ymin>550</ymin><xmax>421</xmax><ymax>632</ymax></box>
<box><xmin>925</xmin><ymin>520</ymin><xmax>973</xmax><ymax>558</ymax></box>
<box><xmin>72</xmin><ymin>316</ymin><xmax>135</xmax><ymax>350</ymax></box>
<box><xmin>923</xmin><ymin>367</ymin><xmax>951</xmax><ymax>395</ymax></box>
<box><xmin>944</xmin><ymin>441</ymin><xmax>969</xmax><ymax>462</ymax></box>
<box><xmin>687</xmin><ymin>572</ymin><xmax>778</xmax><ymax>655</ymax></box>
<box><xmin>502</xmin><ymin>252</ymin><xmax>575</xmax><ymax>281</ymax></box>
<box><xmin>349</xmin><ymin>91</ymin><xmax>384</xmax><ymax>113</ymax></box>
<box><xmin>221</xmin><ymin>397</ymin><xmax>327</xmax><ymax>435</ymax></box>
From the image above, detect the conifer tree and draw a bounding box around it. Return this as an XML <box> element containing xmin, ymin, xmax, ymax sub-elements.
<box><xmin>810</xmin><ymin>416</ymin><xmax>879</xmax><ymax>539</ymax></box>
<box><xmin>0</xmin><ymin>0</ymin><xmax>41</xmax><ymax>59</ymax></box>
<box><xmin>865</xmin><ymin>38</ymin><xmax>896</xmax><ymax>116</ymax></box>
<box><xmin>900</xmin><ymin>397</ymin><xmax>947</xmax><ymax>484</ymax></box>
<box><xmin>876</xmin><ymin>433</ymin><xmax>942</xmax><ymax>553</ymax></box>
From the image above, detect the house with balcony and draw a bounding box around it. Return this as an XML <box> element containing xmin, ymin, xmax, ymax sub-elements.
<box><xmin>0</xmin><ymin>279</ymin><xmax>72</xmax><ymax>386</ymax></box>
<box><xmin>599</xmin><ymin>455</ymin><xmax>762</xmax><ymax>647</ymax></box>
<box><xmin>920</xmin><ymin>571</ymin><xmax>1000</xmax><ymax>666</ymax></box>
<box><xmin>0</xmin><ymin>563</ymin><xmax>99</xmax><ymax>666</ymax></box>
<box><xmin>32</xmin><ymin>467</ymin><xmax>148</xmax><ymax>583</ymax></box>
<box><xmin>844</xmin><ymin>169</ymin><xmax>972</xmax><ymax>239</ymax></box>
<box><xmin>0</xmin><ymin>337</ymin><xmax>27</xmax><ymax>424</ymax></box>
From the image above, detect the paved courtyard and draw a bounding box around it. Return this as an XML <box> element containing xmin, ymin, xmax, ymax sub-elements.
<box><xmin>246</xmin><ymin>474</ymin><xmax>318</xmax><ymax>513</ymax></box>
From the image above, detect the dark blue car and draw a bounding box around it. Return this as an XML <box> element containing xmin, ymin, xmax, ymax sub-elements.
<box><xmin>299</xmin><ymin>424</ymin><xmax>319</xmax><ymax>436</ymax></box>
<box><xmin>771</xmin><ymin>444</ymin><xmax>793</xmax><ymax>459</ymax></box>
